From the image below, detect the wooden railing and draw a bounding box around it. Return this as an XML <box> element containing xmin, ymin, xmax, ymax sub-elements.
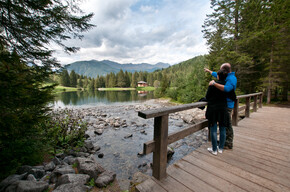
<box><xmin>138</xmin><ymin>92</ymin><xmax>263</xmax><ymax>180</ymax></box>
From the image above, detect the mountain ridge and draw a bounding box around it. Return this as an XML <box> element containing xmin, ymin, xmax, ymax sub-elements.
<box><xmin>65</xmin><ymin>60</ymin><xmax>170</xmax><ymax>77</ymax></box>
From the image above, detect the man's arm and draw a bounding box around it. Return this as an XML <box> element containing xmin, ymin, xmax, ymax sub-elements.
<box><xmin>209</xmin><ymin>80</ymin><xmax>234</xmax><ymax>92</ymax></box>
<box><xmin>204</xmin><ymin>68</ymin><xmax>217</xmax><ymax>78</ymax></box>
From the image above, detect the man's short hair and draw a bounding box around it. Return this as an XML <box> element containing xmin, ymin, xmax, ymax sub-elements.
<box><xmin>217</xmin><ymin>69</ymin><xmax>227</xmax><ymax>81</ymax></box>
<box><xmin>221</xmin><ymin>63</ymin><xmax>231</xmax><ymax>73</ymax></box>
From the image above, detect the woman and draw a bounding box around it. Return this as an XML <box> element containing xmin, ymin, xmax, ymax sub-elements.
<box><xmin>205</xmin><ymin>69</ymin><xmax>228</xmax><ymax>155</ymax></box>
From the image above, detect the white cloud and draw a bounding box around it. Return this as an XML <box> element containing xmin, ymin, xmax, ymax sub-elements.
<box><xmin>53</xmin><ymin>0</ymin><xmax>212</xmax><ymax>65</ymax></box>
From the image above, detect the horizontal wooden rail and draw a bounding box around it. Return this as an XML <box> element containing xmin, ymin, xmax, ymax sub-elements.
<box><xmin>138</xmin><ymin>102</ymin><xmax>208</xmax><ymax>119</ymax></box>
<box><xmin>143</xmin><ymin>120</ymin><xmax>208</xmax><ymax>155</ymax></box>
<box><xmin>138</xmin><ymin>92</ymin><xmax>263</xmax><ymax>180</ymax></box>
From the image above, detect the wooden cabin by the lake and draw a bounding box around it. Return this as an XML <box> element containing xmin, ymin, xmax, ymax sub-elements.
<box><xmin>137</xmin><ymin>81</ymin><xmax>148</xmax><ymax>87</ymax></box>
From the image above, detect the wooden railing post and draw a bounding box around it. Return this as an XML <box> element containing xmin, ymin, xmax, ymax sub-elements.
<box><xmin>259</xmin><ymin>93</ymin><xmax>263</xmax><ymax>108</ymax></box>
<box><xmin>152</xmin><ymin>115</ymin><xmax>168</xmax><ymax>180</ymax></box>
<box><xmin>245</xmin><ymin>97</ymin><xmax>250</xmax><ymax>118</ymax></box>
<box><xmin>232</xmin><ymin>98</ymin><xmax>239</xmax><ymax>126</ymax></box>
<box><xmin>253</xmin><ymin>96</ymin><xmax>258</xmax><ymax>112</ymax></box>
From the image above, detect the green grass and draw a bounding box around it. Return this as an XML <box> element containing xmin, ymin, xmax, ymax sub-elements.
<box><xmin>136</xmin><ymin>86</ymin><xmax>155</xmax><ymax>91</ymax></box>
<box><xmin>97</xmin><ymin>87</ymin><xmax>136</xmax><ymax>91</ymax></box>
<box><xmin>54</xmin><ymin>85</ymin><xmax>79</xmax><ymax>93</ymax></box>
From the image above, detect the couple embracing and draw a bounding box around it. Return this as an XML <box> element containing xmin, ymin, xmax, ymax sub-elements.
<box><xmin>203</xmin><ymin>63</ymin><xmax>237</xmax><ymax>155</ymax></box>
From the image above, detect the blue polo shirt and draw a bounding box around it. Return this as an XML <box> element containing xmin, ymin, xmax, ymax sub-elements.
<box><xmin>212</xmin><ymin>72</ymin><xmax>237</xmax><ymax>109</ymax></box>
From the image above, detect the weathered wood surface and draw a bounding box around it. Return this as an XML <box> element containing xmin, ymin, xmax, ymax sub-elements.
<box><xmin>136</xmin><ymin>106</ymin><xmax>290</xmax><ymax>192</ymax></box>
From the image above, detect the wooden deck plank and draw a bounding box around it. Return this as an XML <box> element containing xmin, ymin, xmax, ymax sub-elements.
<box><xmin>189</xmin><ymin>149</ymin><xmax>290</xmax><ymax>192</ymax></box>
<box><xmin>136</xmin><ymin>107</ymin><xmax>290</xmax><ymax>192</ymax></box>
<box><xmin>182</xmin><ymin>151</ymin><xmax>272</xmax><ymax>192</ymax></box>
<box><xmin>166</xmin><ymin>165</ymin><xmax>220</xmax><ymax>192</ymax></box>
<box><xmin>151</xmin><ymin>175</ymin><xmax>193</xmax><ymax>192</ymax></box>
<box><xmin>175</xmin><ymin>159</ymin><xmax>246</xmax><ymax>192</ymax></box>
<box><xmin>234</xmin><ymin>136</ymin><xmax>290</xmax><ymax>155</ymax></box>
<box><xmin>225</xmin><ymin>142</ymin><xmax>290</xmax><ymax>173</ymax></box>
<box><xmin>135</xmin><ymin>178</ymin><xmax>167</xmax><ymax>192</ymax></box>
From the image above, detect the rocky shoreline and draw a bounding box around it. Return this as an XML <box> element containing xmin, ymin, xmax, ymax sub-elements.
<box><xmin>0</xmin><ymin>99</ymin><xmax>208</xmax><ymax>191</ymax></box>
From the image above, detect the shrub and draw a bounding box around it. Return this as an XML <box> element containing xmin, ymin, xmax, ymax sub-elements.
<box><xmin>44</xmin><ymin>109</ymin><xmax>88</xmax><ymax>154</ymax></box>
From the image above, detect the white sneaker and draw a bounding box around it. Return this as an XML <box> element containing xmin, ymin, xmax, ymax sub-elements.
<box><xmin>217</xmin><ymin>146</ymin><xmax>223</xmax><ymax>154</ymax></box>
<box><xmin>207</xmin><ymin>147</ymin><xmax>217</xmax><ymax>156</ymax></box>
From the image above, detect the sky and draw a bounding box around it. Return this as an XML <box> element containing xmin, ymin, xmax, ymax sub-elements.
<box><xmin>53</xmin><ymin>0</ymin><xmax>212</xmax><ymax>65</ymax></box>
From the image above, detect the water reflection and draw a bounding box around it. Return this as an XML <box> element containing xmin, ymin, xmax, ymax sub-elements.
<box><xmin>54</xmin><ymin>90</ymin><xmax>155</xmax><ymax>107</ymax></box>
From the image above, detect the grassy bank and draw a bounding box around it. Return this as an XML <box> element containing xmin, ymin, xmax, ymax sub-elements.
<box><xmin>54</xmin><ymin>85</ymin><xmax>80</xmax><ymax>93</ymax></box>
<box><xmin>97</xmin><ymin>87</ymin><xmax>136</xmax><ymax>91</ymax></box>
<box><xmin>136</xmin><ymin>86</ymin><xmax>155</xmax><ymax>91</ymax></box>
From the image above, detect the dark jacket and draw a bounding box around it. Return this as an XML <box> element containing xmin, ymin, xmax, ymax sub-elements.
<box><xmin>205</xmin><ymin>80</ymin><xmax>228</xmax><ymax>127</ymax></box>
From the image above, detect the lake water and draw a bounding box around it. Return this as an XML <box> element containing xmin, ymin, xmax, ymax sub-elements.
<box><xmin>53</xmin><ymin>90</ymin><xmax>155</xmax><ymax>107</ymax></box>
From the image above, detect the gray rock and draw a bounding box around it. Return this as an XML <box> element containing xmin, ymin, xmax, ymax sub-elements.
<box><xmin>44</xmin><ymin>161</ymin><xmax>56</xmax><ymax>171</ymax></box>
<box><xmin>26</xmin><ymin>174</ymin><xmax>37</xmax><ymax>181</ymax></box>
<box><xmin>16</xmin><ymin>165</ymin><xmax>32</xmax><ymax>174</ymax></box>
<box><xmin>53</xmin><ymin>165</ymin><xmax>75</xmax><ymax>175</ymax></box>
<box><xmin>40</xmin><ymin>173</ymin><xmax>51</xmax><ymax>182</ymax></box>
<box><xmin>52</xmin><ymin>183</ymin><xmax>89</xmax><ymax>192</ymax></box>
<box><xmin>175</xmin><ymin>122</ymin><xmax>184</xmax><ymax>127</ymax></box>
<box><xmin>124</xmin><ymin>134</ymin><xmax>133</xmax><ymax>139</ymax></box>
<box><xmin>62</xmin><ymin>156</ymin><xmax>75</xmax><ymax>165</ymax></box>
<box><xmin>95</xmin><ymin>171</ymin><xmax>116</xmax><ymax>188</ymax></box>
<box><xmin>33</xmin><ymin>166</ymin><xmax>44</xmax><ymax>170</ymax></box>
<box><xmin>55</xmin><ymin>153</ymin><xmax>66</xmax><ymax>160</ymax></box>
<box><xmin>55</xmin><ymin>174</ymin><xmax>90</xmax><ymax>188</ymax></box>
<box><xmin>94</xmin><ymin>146</ymin><xmax>101</xmax><ymax>152</ymax></box>
<box><xmin>53</xmin><ymin>157</ymin><xmax>61</xmax><ymax>165</ymax></box>
<box><xmin>75</xmin><ymin>157</ymin><xmax>104</xmax><ymax>180</ymax></box>
<box><xmin>5</xmin><ymin>180</ymin><xmax>48</xmax><ymax>192</ymax></box>
<box><xmin>28</xmin><ymin>168</ymin><xmax>45</xmax><ymax>180</ymax></box>
<box><xmin>94</xmin><ymin>129</ymin><xmax>103</xmax><ymax>135</ymax></box>
<box><xmin>84</xmin><ymin>141</ymin><xmax>94</xmax><ymax>150</ymax></box>
<box><xmin>0</xmin><ymin>174</ymin><xmax>26</xmax><ymax>192</ymax></box>
<box><xmin>49</xmin><ymin>165</ymin><xmax>75</xmax><ymax>183</ymax></box>
<box><xmin>75</xmin><ymin>152</ymin><xmax>90</xmax><ymax>157</ymax></box>
<box><xmin>113</xmin><ymin>122</ymin><xmax>120</xmax><ymax>127</ymax></box>
<box><xmin>167</xmin><ymin>147</ymin><xmax>175</xmax><ymax>159</ymax></box>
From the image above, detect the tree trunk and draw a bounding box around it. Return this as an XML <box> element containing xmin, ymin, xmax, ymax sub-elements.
<box><xmin>267</xmin><ymin>40</ymin><xmax>275</xmax><ymax>104</ymax></box>
<box><xmin>282</xmin><ymin>82</ymin><xmax>288</xmax><ymax>101</ymax></box>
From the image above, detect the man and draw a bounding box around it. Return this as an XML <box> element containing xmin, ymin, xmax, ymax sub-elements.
<box><xmin>204</xmin><ymin>63</ymin><xmax>237</xmax><ymax>149</ymax></box>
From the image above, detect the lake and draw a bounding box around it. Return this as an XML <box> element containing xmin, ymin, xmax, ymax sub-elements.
<box><xmin>53</xmin><ymin>90</ymin><xmax>155</xmax><ymax>107</ymax></box>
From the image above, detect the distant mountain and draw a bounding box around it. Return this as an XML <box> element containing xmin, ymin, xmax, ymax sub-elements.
<box><xmin>64</xmin><ymin>60</ymin><xmax>170</xmax><ymax>77</ymax></box>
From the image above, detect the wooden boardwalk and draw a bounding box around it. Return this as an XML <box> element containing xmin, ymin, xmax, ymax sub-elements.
<box><xmin>136</xmin><ymin>106</ymin><xmax>290</xmax><ymax>192</ymax></box>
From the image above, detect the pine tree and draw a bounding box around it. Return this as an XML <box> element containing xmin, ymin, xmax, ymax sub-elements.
<box><xmin>69</xmin><ymin>70</ymin><xmax>77</xmax><ymax>87</ymax></box>
<box><xmin>131</xmin><ymin>72</ymin><xmax>137</xmax><ymax>88</ymax></box>
<box><xmin>60</xmin><ymin>70</ymin><xmax>70</xmax><ymax>87</ymax></box>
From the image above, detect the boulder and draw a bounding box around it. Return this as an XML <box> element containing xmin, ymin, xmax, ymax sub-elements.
<box><xmin>55</xmin><ymin>174</ymin><xmax>90</xmax><ymax>188</ymax></box>
<box><xmin>44</xmin><ymin>161</ymin><xmax>56</xmax><ymax>171</ymax></box>
<box><xmin>0</xmin><ymin>174</ymin><xmax>26</xmax><ymax>192</ymax></box>
<box><xmin>4</xmin><ymin>180</ymin><xmax>48</xmax><ymax>192</ymax></box>
<box><xmin>52</xmin><ymin>183</ymin><xmax>89</xmax><ymax>192</ymax></box>
<box><xmin>94</xmin><ymin>129</ymin><xmax>103</xmax><ymax>135</ymax></box>
<box><xmin>84</xmin><ymin>141</ymin><xmax>94</xmax><ymax>151</ymax></box>
<box><xmin>124</xmin><ymin>134</ymin><xmax>133</xmax><ymax>139</ymax></box>
<box><xmin>74</xmin><ymin>152</ymin><xmax>90</xmax><ymax>158</ymax></box>
<box><xmin>52</xmin><ymin>157</ymin><xmax>61</xmax><ymax>166</ymax></box>
<box><xmin>95</xmin><ymin>171</ymin><xmax>116</xmax><ymax>188</ymax></box>
<box><xmin>62</xmin><ymin>156</ymin><xmax>76</xmax><ymax>165</ymax></box>
<box><xmin>49</xmin><ymin>165</ymin><xmax>75</xmax><ymax>183</ymax></box>
<box><xmin>28</xmin><ymin>168</ymin><xmax>45</xmax><ymax>180</ymax></box>
<box><xmin>75</xmin><ymin>157</ymin><xmax>104</xmax><ymax>180</ymax></box>
<box><xmin>26</xmin><ymin>174</ymin><xmax>37</xmax><ymax>181</ymax></box>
